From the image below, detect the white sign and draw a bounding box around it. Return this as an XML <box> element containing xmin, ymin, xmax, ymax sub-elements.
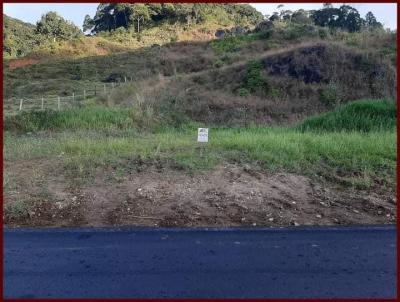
<box><xmin>197</xmin><ymin>128</ymin><xmax>209</xmax><ymax>143</ymax></box>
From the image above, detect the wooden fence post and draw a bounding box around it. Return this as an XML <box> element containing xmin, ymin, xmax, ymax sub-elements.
<box><xmin>41</xmin><ymin>97</ymin><xmax>44</xmax><ymax>110</ymax></box>
<box><xmin>57</xmin><ymin>96</ymin><xmax>60</xmax><ymax>110</ymax></box>
<box><xmin>83</xmin><ymin>89</ymin><xmax>86</xmax><ymax>99</ymax></box>
<box><xmin>104</xmin><ymin>84</ymin><xmax>106</xmax><ymax>94</ymax></box>
<box><xmin>19</xmin><ymin>99</ymin><xmax>23</xmax><ymax>111</ymax></box>
<box><xmin>72</xmin><ymin>92</ymin><xmax>75</xmax><ymax>103</ymax></box>
<box><xmin>124</xmin><ymin>76</ymin><xmax>127</xmax><ymax>83</ymax></box>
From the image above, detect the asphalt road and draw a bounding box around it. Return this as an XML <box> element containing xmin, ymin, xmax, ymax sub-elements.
<box><xmin>4</xmin><ymin>225</ymin><xmax>397</xmax><ymax>298</ymax></box>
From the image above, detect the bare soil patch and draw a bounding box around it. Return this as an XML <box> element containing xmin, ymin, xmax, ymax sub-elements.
<box><xmin>4</xmin><ymin>160</ymin><xmax>396</xmax><ymax>228</ymax></box>
<box><xmin>8</xmin><ymin>58</ymin><xmax>40</xmax><ymax>70</ymax></box>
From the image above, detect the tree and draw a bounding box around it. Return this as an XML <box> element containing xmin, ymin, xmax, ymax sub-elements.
<box><xmin>83</xmin><ymin>15</ymin><xmax>94</xmax><ymax>33</ymax></box>
<box><xmin>128</xmin><ymin>4</ymin><xmax>151</xmax><ymax>33</ymax></box>
<box><xmin>85</xmin><ymin>3</ymin><xmax>264</xmax><ymax>34</ymax></box>
<box><xmin>337</xmin><ymin>5</ymin><xmax>362</xmax><ymax>32</ymax></box>
<box><xmin>365</xmin><ymin>11</ymin><xmax>382</xmax><ymax>29</ymax></box>
<box><xmin>36</xmin><ymin>11</ymin><xmax>82</xmax><ymax>42</ymax></box>
<box><xmin>291</xmin><ymin>9</ymin><xmax>311</xmax><ymax>24</ymax></box>
<box><xmin>311</xmin><ymin>4</ymin><xmax>364</xmax><ymax>32</ymax></box>
<box><xmin>311</xmin><ymin>6</ymin><xmax>340</xmax><ymax>28</ymax></box>
<box><xmin>269</xmin><ymin>12</ymin><xmax>280</xmax><ymax>22</ymax></box>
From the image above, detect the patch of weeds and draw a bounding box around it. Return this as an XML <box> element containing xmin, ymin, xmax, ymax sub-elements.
<box><xmin>5</xmin><ymin>200</ymin><xmax>30</xmax><ymax>220</ymax></box>
<box><xmin>299</xmin><ymin>99</ymin><xmax>396</xmax><ymax>132</ymax></box>
<box><xmin>242</xmin><ymin>60</ymin><xmax>265</xmax><ymax>93</ymax></box>
<box><xmin>210</xmin><ymin>33</ymin><xmax>260</xmax><ymax>54</ymax></box>
<box><xmin>237</xmin><ymin>88</ymin><xmax>250</xmax><ymax>97</ymax></box>
<box><xmin>214</xmin><ymin>59</ymin><xmax>224</xmax><ymax>68</ymax></box>
<box><xmin>269</xmin><ymin>87</ymin><xmax>281</xmax><ymax>98</ymax></box>
<box><xmin>319</xmin><ymin>83</ymin><xmax>340</xmax><ymax>107</ymax></box>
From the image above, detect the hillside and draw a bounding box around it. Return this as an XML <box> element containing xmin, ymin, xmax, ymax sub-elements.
<box><xmin>3</xmin><ymin>4</ymin><xmax>262</xmax><ymax>63</ymax></box>
<box><xmin>3</xmin><ymin>14</ymin><xmax>38</xmax><ymax>58</ymax></box>
<box><xmin>3</xmin><ymin>4</ymin><xmax>397</xmax><ymax>228</ymax></box>
<box><xmin>4</xmin><ymin>19</ymin><xmax>396</xmax><ymax>125</ymax></box>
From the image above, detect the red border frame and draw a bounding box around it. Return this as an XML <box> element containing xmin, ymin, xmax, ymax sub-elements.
<box><xmin>1</xmin><ymin>1</ymin><xmax>398</xmax><ymax>301</ymax></box>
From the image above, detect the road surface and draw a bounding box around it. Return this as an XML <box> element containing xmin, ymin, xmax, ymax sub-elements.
<box><xmin>4</xmin><ymin>225</ymin><xmax>396</xmax><ymax>298</ymax></box>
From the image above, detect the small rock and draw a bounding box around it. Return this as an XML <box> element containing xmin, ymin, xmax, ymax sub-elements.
<box><xmin>353</xmin><ymin>209</ymin><xmax>360</xmax><ymax>213</ymax></box>
<box><xmin>292</xmin><ymin>201</ymin><xmax>296</xmax><ymax>204</ymax></box>
<box><xmin>294</xmin><ymin>222</ymin><xmax>300</xmax><ymax>226</ymax></box>
<box><xmin>127</xmin><ymin>207</ymin><xmax>131</xmax><ymax>211</ymax></box>
<box><xmin>252</xmin><ymin>223</ymin><xmax>257</xmax><ymax>226</ymax></box>
<box><xmin>241</xmin><ymin>217</ymin><xmax>246</xmax><ymax>221</ymax></box>
<box><xmin>316</xmin><ymin>214</ymin><xmax>322</xmax><ymax>218</ymax></box>
<box><xmin>268</xmin><ymin>218</ymin><xmax>274</xmax><ymax>222</ymax></box>
<box><xmin>378</xmin><ymin>210</ymin><xmax>383</xmax><ymax>215</ymax></box>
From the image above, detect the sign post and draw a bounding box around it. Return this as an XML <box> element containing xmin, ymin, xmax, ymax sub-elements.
<box><xmin>197</xmin><ymin>128</ymin><xmax>208</xmax><ymax>159</ymax></box>
<box><xmin>197</xmin><ymin>128</ymin><xmax>209</xmax><ymax>143</ymax></box>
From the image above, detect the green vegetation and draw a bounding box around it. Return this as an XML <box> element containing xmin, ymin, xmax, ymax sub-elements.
<box><xmin>210</xmin><ymin>33</ymin><xmax>261</xmax><ymax>54</ymax></box>
<box><xmin>4</xmin><ymin>120</ymin><xmax>395</xmax><ymax>183</ymax></box>
<box><xmin>243</xmin><ymin>60</ymin><xmax>265</xmax><ymax>93</ymax></box>
<box><xmin>36</xmin><ymin>11</ymin><xmax>82</xmax><ymax>42</ymax></box>
<box><xmin>84</xmin><ymin>3</ymin><xmax>263</xmax><ymax>34</ymax></box>
<box><xmin>299</xmin><ymin>99</ymin><xmax>396</xmax><ymax>132</ymax></box>
<box><xmin>4</xmin><ymin>200</ymin><xmax>29</xmax><ymax>220</ymax></box>
<box><xmin>4</xmin><ymin>106</ymin><xmax>132</xmax><ymax>132</ymax></box>
<box><xmin>3</xmin><ymin>12</ymin><xmax>82</xmax><ymax>59</ymax></box>
<box><xmin>3</xmin><ymin>14</ymin><xmax>38</xmax><ymax>58</ymax></box>
<box><xmin>3</xmin><ymin>5</ymin><xmax>396</xmax><ymax>193</ymax></box>
<box><xmin>311</xmin><ymin>4</ymin><xmax>381</xmax><ymax>32</ymax></box>
<box><xmin>4</xmin><ymin>98</ymin><xmax>396</xmax><ymax>188</ymax></box>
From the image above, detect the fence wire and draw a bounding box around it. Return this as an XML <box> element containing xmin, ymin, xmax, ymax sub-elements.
<box><xmin>4</xmin><ymin>80</ymin><xmax>128</xmax><ymax>114</ymax></box>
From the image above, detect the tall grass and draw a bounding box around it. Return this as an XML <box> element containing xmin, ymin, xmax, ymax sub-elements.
<box><xmin>298</xmin><ymin>99</ymin><xmax>396</xmax><ymax>132</ymax></box>
<box><xmin>4</xmin><ymin>127</ymin><xmax>395</xmax><ymax>176</ymax></box>
<box><xmin>4</xmin><ymin>99</ymin><xmax>396</xmax><ymax>186</ymax></box>
<box><xmin>4</xmin><ymin>106</ymin><xmax>132</xmax><ymax>132</ymax></box>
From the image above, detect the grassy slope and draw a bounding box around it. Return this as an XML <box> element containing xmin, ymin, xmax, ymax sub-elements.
<box><xmin>4</xmin><ymin>99</ymin><xmax>396</xmax><ymax>189</ymax></box>
<box><xmin>299</xmin><ymin>99</ymin><xmax>396</xmax><ymax>132</ymax></box>
<box><xmin>4</xmin><ymin>23</ymin><xmax>395</xmax><ymax>100</ymax></box>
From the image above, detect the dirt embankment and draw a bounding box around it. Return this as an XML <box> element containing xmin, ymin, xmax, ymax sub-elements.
<box><xmin>7</xmin><ymin>57</ymin><xmax>40</xmax><ymax>70</ymax></box>
<box><xmin>4</xmin><ymin>160</ymin><xmax>396</xmax><ymax>228</ymax></box>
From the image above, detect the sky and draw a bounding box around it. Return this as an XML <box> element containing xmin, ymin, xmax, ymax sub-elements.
<box><xmin>3</xmin><ymin>3</ymin><xmax>397</xmax><ymax>30</ymax></box>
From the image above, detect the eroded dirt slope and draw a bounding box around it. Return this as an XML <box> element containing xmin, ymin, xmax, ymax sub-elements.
<box><xmin>4</xmin><ymin>160</ymin><xmax>396</xmax><ymax>227</ymax></box>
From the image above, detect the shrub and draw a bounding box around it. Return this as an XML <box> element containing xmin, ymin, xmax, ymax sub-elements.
<box><xmin>319</xmin><ymin>83</ymin><xmax>340</xmax><ymax>107</ymax></box>
<box><xmin>237</xmin><ymin>87</ymin><xmax>250</xmax><ymax>97</ymax></box>
<box><xmin>243</xmin><ymin>60</ymin><xmax>265</xmax><ymax>92</ymax></box>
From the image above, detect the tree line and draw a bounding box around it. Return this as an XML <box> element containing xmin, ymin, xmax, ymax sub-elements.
<box><xmin>3</xmin><ymin>3</ymin><xmax>387</xmax><ymax>58</ymax></box>
<box><xmin>83</xmin><ymin>3</ymin><xmax>264</xmax><ymax>34</ymax></box>
<box><xmin>266</xmin><ymin>4</ymin><xmax>383</xmax><ymax>32</ymax></box>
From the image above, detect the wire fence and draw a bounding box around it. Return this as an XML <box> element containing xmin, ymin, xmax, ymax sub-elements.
<box><xmin>4</xmin><ymin>79</ymin><xmax>129</xmax><ymax>115</ymax></box>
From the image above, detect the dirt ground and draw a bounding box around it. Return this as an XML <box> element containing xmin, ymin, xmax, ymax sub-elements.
<box><xmin>4</xmin><ymin>159</ymin><xmax>396</xmax><ymax>228</ymax></box>
<box><xmin>7</xmin><ymin>57</ymin><xmax>40</xmax><ymax>70</ymax></box>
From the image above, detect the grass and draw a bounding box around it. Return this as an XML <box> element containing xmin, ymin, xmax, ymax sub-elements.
<box><xmin>4</xmin><ymin>98</ymin><xmax>396</xmax><ymax>188</ymax></box>
<box><xmin>4</xmin><ymin>106</ymin><xmax>133</xmax><ymax>132</ymax></box>
<box><xmin>4</xmin><ymin>126</ymin><xmax>395</xmax><ymax>181</ymax></box>
<box><xmin>298</xmin><ymin>99</ymin><xmax>396</xmax><ymax>132</ymax></box>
